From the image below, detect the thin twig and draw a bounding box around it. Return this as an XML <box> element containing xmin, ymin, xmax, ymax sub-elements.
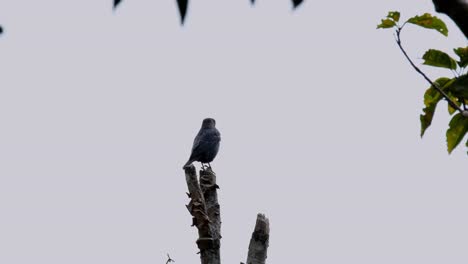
<box><xmin>395</xmin><ymin>27</ymin><xmax>464</xmax><ymax>113</ymax></box>
<box><xmin>166</xmin><ymin>254</ymin><xmax>175</xmax><ymax>264</ymax></box>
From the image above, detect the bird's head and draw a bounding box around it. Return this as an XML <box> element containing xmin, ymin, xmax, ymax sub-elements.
<box><xmin>202</xmin><ymin>118</ymin><xmax>216</xmax><ymax>128</ymax></box>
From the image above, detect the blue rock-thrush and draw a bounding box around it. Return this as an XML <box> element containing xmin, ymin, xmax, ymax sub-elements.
<box><xmin>184</xmin><ymin>118</ymin><xmax>221</xmax><ymax>169</ymax></box>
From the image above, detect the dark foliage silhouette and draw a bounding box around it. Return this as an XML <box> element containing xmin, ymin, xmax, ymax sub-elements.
<box><xmin>177</xmin><ymin>0</ymin><xmax>188</xmax><ymax>25</ymax></box>
<box><xmin>251</xmin><ymin>0</ymin><xmax>304</xmax><ymax>8</ymax></box>
<box><xmin>292</xmin><ymin>0</ymin><xmax>304</xmax><ymax>9</ymax></box>
<box><xmin>112</xmin><ymin>0</ymin><xmax>304</xmax><ymax>25</ymax></box>
<box><xmin>432</xmin><ymin>0</ymin><xmax>468</xmax><ymax>38</ymax></box>
<box><xmin>114</xmin><ymin>0</ymin><xmax>122</xmax><ymax>9</ymax></box>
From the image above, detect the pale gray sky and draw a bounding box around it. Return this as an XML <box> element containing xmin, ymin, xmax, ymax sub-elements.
<box><xmin>0</xmin><ymin>1</ymin><xmax>467</xmax><ymax>263</ymax></box>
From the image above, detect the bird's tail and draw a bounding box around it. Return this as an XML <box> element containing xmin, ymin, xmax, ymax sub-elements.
<box><xmin>183</xmin><ymin>159</ymin><xmax>193</xmax><ymax>169</ymax></box>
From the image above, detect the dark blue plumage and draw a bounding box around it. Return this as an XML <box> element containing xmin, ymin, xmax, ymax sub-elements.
<box><xmin>184</xmin><ymin>118</ymin><xmax>221</xmax><ymax>168</ymax></box>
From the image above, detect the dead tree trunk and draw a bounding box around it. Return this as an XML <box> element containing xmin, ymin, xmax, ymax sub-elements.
<box><xmin>184</xmin><ymin>165</ymin><xmax>269</xmax><ymax>264</ymax></box>
<box><xmin>184</xmin><ymin>165</ymin><xmax>221</xmax><ymax>264</ymax></box>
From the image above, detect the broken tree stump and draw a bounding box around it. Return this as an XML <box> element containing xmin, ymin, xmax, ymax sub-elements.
<box><xmin>246</xmin><ymin>214</ymin><xmax>270</xmax><ymax>264</ymax></box>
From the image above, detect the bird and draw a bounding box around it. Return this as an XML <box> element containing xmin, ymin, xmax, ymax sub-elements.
<box><xmin>184</xmin><ymin>118</ymin><xmax>221</xmax><ymax>169</ymax></box>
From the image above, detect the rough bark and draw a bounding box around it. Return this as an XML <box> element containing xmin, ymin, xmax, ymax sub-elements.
<box><xmin>200</xmin><ymin>168</ymin><xmax>222</xmax><ymax>243</ymax></box>
<box><xmin>246</xmin><ymin>214</ymin><xmax>270</xmax><ymax>264</ymax></box>
<box><xmin>184</xmin><ymin>165</ymin><xmax>269</xmax><ymax>264</ymax></box>
<box><xmin>184</xmin><ymin>165</ymin><xmax>221</xmax><ymax>264</ymax></box>
<box><xmin>433</xmin><ymin>0</ymin><xmax>468</xmax><ymax>38</ymax></box>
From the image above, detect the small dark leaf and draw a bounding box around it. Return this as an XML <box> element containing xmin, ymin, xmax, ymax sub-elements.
<box><xmin>420</xmin><ymin>77</ymin><xmax>452</xmax><ymax>137</ymax></box>
<box><xmin>377</xmin><ymin>19</ymin><xmax>396</xmax><ymax>29</ymax></box>
<box><xmin>114</xmin><ymin>0</ymin><xmax>122</xmax><ymax>9</ymax></box>
<box><xmin>292</xmin><ymin>0</ymin><xmax>304</xmax><ymax>9</ymax></box>
<box><xmin>177</xmin><ymin>0</ymin><xmax>189</xmax><ymax>25</ymax></box>
<box><xmin>422</xmin><ymin>49</ymin><xmax>458</xmax><ymax>70</ymax></box>
<box><xmin>421</xmin><ymin>104</ymin><xmax>438</xmax><ymax>138</ymax></box>
<box><xmin>387</xmin><ymin>11</ymin><xmax>400</xmax><ymax>22</ymax></box>
<box><xmin>447</xmin><ymin>74</ymin><xmax>468</xmax><ymax>99</ymax></box>
<box><xmin>454</xmin><ymin>47</ymin><xmax>468</xmax><ymax>68</ymax></box>
<box><xmin>466</xmin><ymin>139</ymin><xmax>468</xmax><ymax>155</ymax></box>
<box><xmin>407</xmin><ymin>13</ymin><xmax>448</xmax><ymax>36</ymax></box>
<box><xmin>446</xmin><ymin>113</ymin><xmax>468</xmax><ymax>153</ymax></box>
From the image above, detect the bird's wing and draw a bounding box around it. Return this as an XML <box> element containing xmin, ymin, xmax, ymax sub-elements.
<box><xmin>189</xmin><ymin>129</ymin><xmax>220</xmax><ymax>159</ymax></box>
<box><xmin>191</xmin><ymin>130</ymin><xmax>203</xmax><ymax>153</ymax></box>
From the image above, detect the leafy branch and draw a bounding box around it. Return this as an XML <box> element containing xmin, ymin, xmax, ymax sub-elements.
<box><xmin>378</xmin><ymin>12</ymin><xmax>468</xmax><ymax>155</ymax></box>
<box><xmin>394</xmin><ymin>26</ymin><xmax>464</xmax><ymax>113</ymax></box>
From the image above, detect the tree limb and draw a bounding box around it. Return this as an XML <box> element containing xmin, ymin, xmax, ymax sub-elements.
<box><xmin>433</xmin><ymin>0</ymin><xmax>468</xmax><ymax>38</ymax></box>
<box><xmin>246</xmin><ymin>214</ymin><xmax>270</xmax><ymax>264</ymax></box>
<box><xmin>184</xmin><ymin>165</ymin><xmax>221</xmax><ymax>264</ymax></box>
<box><xmin>200</xmin><ymin>169</ymin><xmax>222</xmax><ymax>243</ymax></box>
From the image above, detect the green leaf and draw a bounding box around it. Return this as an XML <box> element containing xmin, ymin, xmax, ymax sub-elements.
<box><xmin>420</xmin><ymin>77</ymin><xmax>452</xmax><ymax>137</ymax></box>
<box><xmin>447</xmin><ymin>74</ymin><xmax>468</xmax><ymax>99</ymax></box>
<box><xmin>446</xmin><ymin>113</ymin><xmax>468</xmax><ymax>153</ymax></box>
<box><xmin>423</xmin><ymin>78</ymin><xmax>450</xmax><ymax>107</ymax></box>
<box><xmin>422</xmin><ymin>49</ymin><xmax>458</xmax><ymax>70</ymax></box>
<box><xmin>454</xmin><ymin>47</ymin><xmax>468</xmax><ymax>68</ymax></box>
<box><xmin>407</xmin><ymin>13</ymin><xmax>448</xmax><ymax>36</ymax></box>
<box><xmin>377</xmin><ymin>19</ymin><xmax>396</xmax><ymax>29</ymax></box>
<box><xmin>421</xmin><ymin>104</ymin><xmax>438</xmax><ymax>137</ymax></box>
<box><xmin>387</xmin><ymin>11</ymin><xmax>400</xmax><ymax>22</ymax></box>
<box><xmin>448</xmin><ymin>95</ymin><xmax>461</xmax><ymax>115</ymax></box>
